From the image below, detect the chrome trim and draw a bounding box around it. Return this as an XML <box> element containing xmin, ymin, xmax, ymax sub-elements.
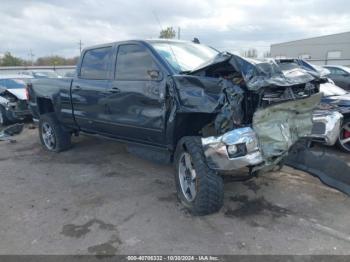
<box><xmin>201</xmin><ymin>127</ymin><xmax>263</xmax><ymax>171</ymax></box>
<box><xmin>310</xmin><ymin>110</ymin><xmax>343</xmax><ymax>146</ymax></box>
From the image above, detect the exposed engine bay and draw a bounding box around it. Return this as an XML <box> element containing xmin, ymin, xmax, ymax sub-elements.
<box><xmin>168</xmin><ymin>53</ymin><xmax>340</xmax><ymax>173</ymax></box>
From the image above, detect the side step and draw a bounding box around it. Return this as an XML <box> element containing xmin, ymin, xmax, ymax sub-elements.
<box><xmin>127</xmin><ymin>144</ymin><xmax>172</xmax><ymax>165</ymax></box>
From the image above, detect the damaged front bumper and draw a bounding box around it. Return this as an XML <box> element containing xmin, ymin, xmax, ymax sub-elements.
<box><xmin>2</xmin><ymin>101</ymin><xmax>31</xmax><ymax>120</ymax></box>
<box><xmin>201</xmin><ymin>111</ymin><xmax>342</xmax><ymax>172</ymax></box>
<box><xmin>202</xmin><ymin>93</ymin><xmax>337</xmax><ymax>173</ymax></box>
<box><xmin>202</xmin><ymin>127</ymin><xmax>263</xmax><ymax>171</ymax></box>
<box><xmin>310</xmin><ymin>110</ymin><xmax>343</xmax><ymax>146</ymax></box>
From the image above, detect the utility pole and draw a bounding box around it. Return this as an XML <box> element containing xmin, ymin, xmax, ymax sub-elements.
<box><xmin>29</xmin><ymin>49</ymin><xmax>35</xmax><ymax>66</ymax></box>
<box><xmin>78</xmin><ymin>40</ymin><xmax>83</xmax><ymax>54</ymax></box>
<box><xmin>178</xmin><ymin>27</ymin><xmax>181</xmax><ymax>40</ymax></box>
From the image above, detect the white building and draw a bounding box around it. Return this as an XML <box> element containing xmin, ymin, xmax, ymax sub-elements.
<box><xmin>270</xmin><ymin>31</ymin><xmax>350</xmax><ymax>66</ymax></box>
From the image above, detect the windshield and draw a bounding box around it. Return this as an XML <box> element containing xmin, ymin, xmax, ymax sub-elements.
<box><xmin>337</xmin><ymin>66</ymin><xmax>350</xmax><ymax>73</ymax></box>
<box><xmin>0</xmin><ymin>79</ymin><xmax>26</xmax><ymax>89</ymax></box>
<box><xmin>150</xmin><ymin>41</ymin><xmax>218</xmax><ymax>72</ymax></box>
<box><xmin>278</xmin><ymin>62</ymin><xmax>300</xmax><ymax>71</ymax></box>
<box><xmin>320</xmin><ymin>82</ymin><xmax>348</xmax><ymax>96</ymax></box>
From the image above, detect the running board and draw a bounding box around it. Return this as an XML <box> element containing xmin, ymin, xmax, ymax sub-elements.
<box><xmin>285</xmin><ymin>144</ymin><xmax>350</xmax><ymax>195</ymax></box>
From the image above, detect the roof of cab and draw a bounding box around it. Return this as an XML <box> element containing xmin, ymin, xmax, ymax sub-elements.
<box><xmin>81</xmin><ymin>39</ymin><xmax>193</xmax><ymax>52</ymax></box>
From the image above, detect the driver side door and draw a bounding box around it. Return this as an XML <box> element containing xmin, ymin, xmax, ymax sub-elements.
<box><xmin>105</xmin><ymin>43</ymin><xmax>168</xmax><ymax>145</ymax></box>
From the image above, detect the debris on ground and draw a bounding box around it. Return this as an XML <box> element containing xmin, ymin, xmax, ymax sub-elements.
<box><xmin>0</xmin><ymin>123</ymin><xmax>24</xmax><ymax>142</ymax></box>
<box><xmin>286</xmin><ymin>142</ymin><xmax>350</xmax><ymax>196</ymax></box>
<box><xmin>27</xmin><ymin>124</ymin><xmax>36</xmax><ymax>130</ymax></box>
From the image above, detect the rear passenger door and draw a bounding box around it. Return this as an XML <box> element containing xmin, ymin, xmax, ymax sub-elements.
<box><xmin>107</xmin><ymin>43</ymin><xmax>167</xmax><ymax>145</ymax></box>
<box><xmin>71</xmin><ymin>46</ymin><xmax>113</xmax><ymax>133</ymax></box>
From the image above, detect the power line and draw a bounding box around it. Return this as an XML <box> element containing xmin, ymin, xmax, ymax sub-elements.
<box><xmin>28</xmin><ymin>49</ymin><xmax>35</xmax><ymax>66</ymax></box>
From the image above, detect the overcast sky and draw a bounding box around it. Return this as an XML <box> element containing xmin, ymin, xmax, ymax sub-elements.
<box><xmin>1</xmin><ymin>0</ymin><xmax>350</xmax><ymax>59</ymax></box>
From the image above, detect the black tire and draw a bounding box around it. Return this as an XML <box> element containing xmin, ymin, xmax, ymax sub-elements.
<box><xmin>337</xmin><ymin>118</ymin><xmax>350</xmax><ymax>153</ymax></box>
<box><xmin>174</xmin><ymin>136</ymin><xmax>224</xmax><ymax>215</ymax></box>
<box><xmin>0</xmin><ymin>105</ymin><xmax>11</xmax><ymax>126</ymax></box>
<box><xmin>39</xmin><ymin>113</ymin><xmax>71</xmax><ymax>152</ymax></box>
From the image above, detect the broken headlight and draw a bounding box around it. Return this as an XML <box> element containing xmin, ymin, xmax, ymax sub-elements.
<box><xmin>227</xmin><ymin>143</ymin><xmax>247</xmax><ymax>158</ymax></box>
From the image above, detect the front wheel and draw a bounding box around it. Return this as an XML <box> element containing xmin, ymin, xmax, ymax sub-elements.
<box><xmin>337</xmin><ymin>119</ymin><xmax>350</xmax><ymax>153</ymax></box>
<box><xmin>39</xmin><ymin>113</ymin><xmax>72</xmax><ymax>152</ymax></box>
<box><xmin>174</xmin><ymin>137</ymin><xmax>224</xmax><ymax>215</ymax></box>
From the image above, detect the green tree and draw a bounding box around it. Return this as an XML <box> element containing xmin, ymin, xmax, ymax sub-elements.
<box><xmin>35</xmin><ymin>55</ymin><xmax>79</xmax><ymax>66</ymax></box>
<box><xmin>0</xmin><ymin>52</ymin><xmax>24</xmax><ymax>66</ymax></box>
<box><xmin>159</xmin><ymin>27</ymin><xmax>176</xmax><ymax>39</ymax></box>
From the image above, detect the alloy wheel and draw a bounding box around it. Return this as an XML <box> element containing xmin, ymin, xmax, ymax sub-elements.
<box><xmin>41</xmin><ymin>122</ymin><xmax>56</xmax><ymax>150</ymax></box>
<box><xmin>339</xmin><ymin>121</ymin><xmax>350</xmax><ymax>152</ymax></box>
<box><xmin>178</xmin><ymin>152</ymin><xmax>197</xmax><ymax>202</ymax></box>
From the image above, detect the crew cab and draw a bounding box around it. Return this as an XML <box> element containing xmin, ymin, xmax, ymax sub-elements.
<box><xmin>27</xmin><ymin>40</ymin><xmax>341</xmax><ymax>215</ymax></box>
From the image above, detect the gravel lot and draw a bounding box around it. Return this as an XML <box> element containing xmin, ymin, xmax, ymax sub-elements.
<box><xmin>1</xmin><ymin>125</ymin><xmax>350</xmax><ymax>255</ymax></box>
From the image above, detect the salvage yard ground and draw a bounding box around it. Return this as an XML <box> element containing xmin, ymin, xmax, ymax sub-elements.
<box><xmin>1</xmin><ymin>125</ymin><xmax>350</xmax><ymax>255</ymax></box>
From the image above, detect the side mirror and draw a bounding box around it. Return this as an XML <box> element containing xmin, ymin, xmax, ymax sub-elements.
<box><xmin>147</xmin><ymin>70</ymin><xmax>162</xmax><ymax>80</ymax></box>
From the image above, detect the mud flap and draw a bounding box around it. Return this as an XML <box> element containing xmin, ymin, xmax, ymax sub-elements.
<box><xmin>285</xmin><ymin>143</ymin><xmax>350</xmax><ymax>195</ymax></box>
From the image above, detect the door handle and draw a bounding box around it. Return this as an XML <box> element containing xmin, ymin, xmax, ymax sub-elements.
<box><xmin>74</xmin><ymin>85</ymin><xmax>81</xmax><ymax>90</ymax></box>
<box><xmin>109</xmin><ymin>87</ymin><xmax>121</xmax><ymax>93</ymax></box>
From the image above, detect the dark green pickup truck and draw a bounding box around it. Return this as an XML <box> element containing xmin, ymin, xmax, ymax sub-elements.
<box><xmin>27</xmin><ymin>40</ymin><xmax>342</xmax><ymax>215</ymax></box>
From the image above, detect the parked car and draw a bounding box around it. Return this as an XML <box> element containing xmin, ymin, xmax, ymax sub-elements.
<box><xmin>323</xmin><ymin>65</ymin><xmax>350</xmax><ymax>90</ymax></box>
<box><xmin>27</xmin><ymin>40</ymin><xmax>341</xmax><ymax>215</ymax></box>
<box><xmin>0</xmin><ymin>75</ymin><xmax>33</xmax><ymax>125</ymax></box>
<box><xmin>18</xmin><ymin>70</ymin><xmax>62</xmax><ymax>79</ymax></box>
<box><xmin>275</xmin><ymin>58</ymin><xmax>350</xmax><ymax>152</ymax></box>
<box><xmin>320</xmin><ymin>83</ymin><xmax>350</xmax><ymax>152</ymax></box>
<box><xmin>61</xmin><ymin>70</ymin><xmax>76</xmax><ymax>78</ymax></box>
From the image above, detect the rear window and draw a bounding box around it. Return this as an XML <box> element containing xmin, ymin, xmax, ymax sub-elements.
<box><xmin>80</xmin><ymin>47</ymin><xmax>113</xmax><ymax>80</ymax></box>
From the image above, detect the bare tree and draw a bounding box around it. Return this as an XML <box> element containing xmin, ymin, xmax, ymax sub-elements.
<box><xmin>243</xmin><ymin>48</ymin><xmax>258</xmax><ymax>58</ymax></box>
<box><xmin>263</xmin><ymin>51</ymin><xmax>271</xmax><ymax>58</ymax></box>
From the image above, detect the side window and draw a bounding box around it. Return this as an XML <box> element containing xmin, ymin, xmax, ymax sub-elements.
<box><xmin>115</xmin><ymin>44</ymin><xmax>159</xmax><ymax>80</ymax></box>
<box><xmin>333</xmin><ymin>68</ymin><xmax>346</xmax><ymax>75</ymax></box>
<box><xmin>326</xmin><ymin>68</ymin><xmax>336</xmax><ymax>75</ymax></box>
<box><xmin>80</xmin><ymin>47</ymin><xmax>113</xmax><ymax>80</ymax></box>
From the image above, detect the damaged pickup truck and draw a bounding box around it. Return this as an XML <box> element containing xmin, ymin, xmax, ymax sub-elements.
<box><xmin>0</xmin><ymin>75</ymin><xmax>33</xmax><ymax>126</ymax></box>
<box><xmin>27</xmin><ymin>40</ymin><xmax>342</xmax><ymax>215</ymax></box>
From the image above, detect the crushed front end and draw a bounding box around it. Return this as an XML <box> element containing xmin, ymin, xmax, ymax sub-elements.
<box><xmin>0</xmin><ymin>89</ymin><xmax>31</xmax><ymax>122</ymax></box>
<box><xmin>173</xmin><ymin>53</ymin><xmax>341</xmax><ymax>174</ymax></box>
<box><xmin>202</xmin><ymin>93</ymin><xmax>327</xmax><ymax>173</ymax></box>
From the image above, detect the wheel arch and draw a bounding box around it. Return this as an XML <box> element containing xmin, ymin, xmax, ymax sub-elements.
<box><xmin>37</xmin><ymin>97</ymin><xmax>55</xmax><ymax>115</ymax></box>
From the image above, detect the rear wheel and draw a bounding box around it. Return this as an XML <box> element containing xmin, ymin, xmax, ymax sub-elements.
<box><xmin>337</xmin><ymin>119</ymin><xmax>350</xmax><ymax>153</ymax></box>
<box><xmin>174</xmin><ymin>136</ymin><xmax>224</xmax><ymax>215</ymax></box>
<box><xmin>39</xmin><ymin>113</ymin><xmax>72</xmax><ymax>152</ymax></box>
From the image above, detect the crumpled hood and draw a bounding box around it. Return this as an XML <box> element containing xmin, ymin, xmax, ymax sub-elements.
<box><xmin>190</xmin><ymin>53</ymin><xmax>318</xmax><ymax>91</ymax></box>
<box><xmin>5</xmin><ymin>88</ymin><xmax>27</xmax><ymax>100</ymax></box>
